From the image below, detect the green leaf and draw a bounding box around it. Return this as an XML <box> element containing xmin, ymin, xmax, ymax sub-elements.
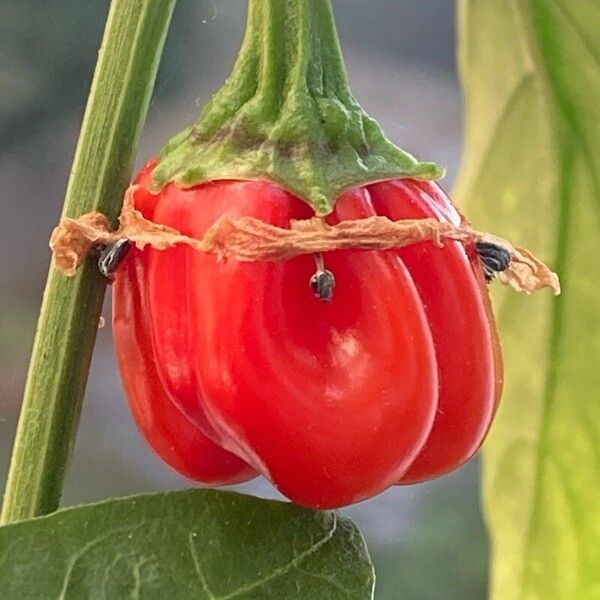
<box><xmin>455</xmin><ymin>2</ymin><xmax>600</xmax><ymax>599</ymax></box>
<box><xmin>0</xmin><ymin>489</ymin><xmax>374</xmax><ymax>600</ymax></box>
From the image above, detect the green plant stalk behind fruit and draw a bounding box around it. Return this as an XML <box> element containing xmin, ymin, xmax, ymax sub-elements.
<box><xmin>0</xmin><ymin>0</ymin><xmax>176</xmax><ymax>524</ymax></box>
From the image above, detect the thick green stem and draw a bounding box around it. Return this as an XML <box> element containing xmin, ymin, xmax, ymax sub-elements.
<box><xmin>153</xmin><ymin>0</ymin><xmax>442</xmax><ymax>215</ymax></box>
<box><xmin>0</xmin><ymin>0</ymin><xmax>176</xmax><ymax>524</ymax></box>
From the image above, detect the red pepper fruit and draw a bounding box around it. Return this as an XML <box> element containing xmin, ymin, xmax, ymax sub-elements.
<box><xmin>112</xmin><ymin>0</ymin><xmax>503</xmax><ymax>509</ymax></box>
<box><xmin>112</xmin><ymin>162</ymin><xmax>501</xmax><ymax>508</ymax></box>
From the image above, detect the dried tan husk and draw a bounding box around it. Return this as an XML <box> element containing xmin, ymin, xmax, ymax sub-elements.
<box><xmin>49</xmin><ymin>185</ymin><xmax>560</xmax><ymax>295</ymax></box>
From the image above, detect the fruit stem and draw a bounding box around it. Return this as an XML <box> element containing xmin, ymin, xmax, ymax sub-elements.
<box><xmin>152</xmin><ymin>0</ymin><xmax>443</xmax><ymax>215</ymax></box>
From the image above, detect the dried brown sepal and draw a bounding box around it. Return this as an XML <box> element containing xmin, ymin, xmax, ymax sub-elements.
<box><xmin>49</xmin><ymin>212</ymin><xmax>112</xmax><ymax>277</ymax></box>
<box><xmin>498</xmin><ymin>246</ymin><xmax>560</xmax><ymax>295</ymax></box>
<box><xmin>49</xmin><ymin>185</ymin><xmax>560</xmax><ymax>296</ymax></box>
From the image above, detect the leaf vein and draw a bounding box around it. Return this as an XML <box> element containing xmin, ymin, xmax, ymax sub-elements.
<box><xmin>293</xmin><ymin>564</ymin><xmax>354</xmax><ymax>597</ymax></box>
<box><xmin>216</xmin><ymin>513</ymin><xmax>339</xmax><ymax>600</ymax></box>
<box><xmin>187</xmin><ymin>532</ymin><xmax>218</xmax><ymax>600</ymax></box>
<box><xmin>58</xmin><ymin>525</ymin><xmax>142</xmax><ymax>600</ymax></box>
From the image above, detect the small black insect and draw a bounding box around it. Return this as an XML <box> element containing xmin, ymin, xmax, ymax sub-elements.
<box><xmin>310</xmin><ymin>270</ymin><xmax>336</xmax><ymax>302</ymax></box>
<box><xmin>310</xmin><ymin>254</ymin><xmax>336</xmax><ymax>302</ymax></box>
<box><xmin>475</xmin><ymin>241</ymin><xmax>512</xmax><ymax>282</ymax></box>
<box><xmin>95</xmin><ymin>238</ymin><xmax>131</xmax><ymax>277</ymax></box>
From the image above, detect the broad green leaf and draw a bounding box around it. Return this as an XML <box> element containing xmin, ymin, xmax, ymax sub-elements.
<box><xmin>455</xmin><ymin>2</ymin><xmax>600</xmax><ymax>599</ymax></box>
<box><xmin>0</xmin><ymin>489</ymin><xmax>374</xmax><ymax>599</ymax></box>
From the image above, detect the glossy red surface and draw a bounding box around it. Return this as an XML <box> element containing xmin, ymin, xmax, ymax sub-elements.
<box><xmin>112</xmin><ymin>255</ymin><xmax>258</xmax><ymax>485</ymax></box>
<box><xmin>368</xmin><ymin>179</ymin><xmax>500</xmax><ymax>483</ymax></box>
<box><xmin>112</xmin><ymin>165</ymin><xmax>256</xmax><ymax>486</ymax></box>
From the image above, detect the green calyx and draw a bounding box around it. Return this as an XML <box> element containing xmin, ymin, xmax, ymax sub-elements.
<box><xmin>152</xmin><ymin>0</ymin><xmax>444</xmax><ymax>215</ymax></box>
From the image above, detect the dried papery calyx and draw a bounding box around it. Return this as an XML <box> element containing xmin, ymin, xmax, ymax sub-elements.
<box><xmin>49</xmin><ymin>184</ymin><xmax>560</xmax><ymax>297</ymax></box>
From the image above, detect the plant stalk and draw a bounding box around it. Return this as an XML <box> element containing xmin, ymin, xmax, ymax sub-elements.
<box><xmin>0</xmin><ymin>0</ymin><xmax>176</xmax><ymax>524</ymax></box>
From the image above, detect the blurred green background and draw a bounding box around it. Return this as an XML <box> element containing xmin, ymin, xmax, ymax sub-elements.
<box><xmin>0</xmin><ymin>2</ymin><xmax>488</xmax><ymax>598</ymax></box>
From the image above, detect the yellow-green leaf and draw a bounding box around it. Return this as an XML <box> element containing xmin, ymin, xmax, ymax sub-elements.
<box><xmin>455</xmin><ymin>2</ymin><xmax>600</xmax><ymax>599</ymax></box>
